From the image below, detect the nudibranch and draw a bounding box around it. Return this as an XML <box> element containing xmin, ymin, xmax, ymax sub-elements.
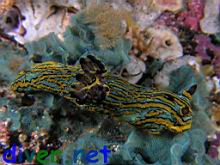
<box><xmin>11</xmin><ymin>55</ymin><xmax>197</xmax><ymax>134</ymax></box>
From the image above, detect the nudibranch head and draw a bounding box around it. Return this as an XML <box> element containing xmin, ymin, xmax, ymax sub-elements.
<box><xmin>163</xmin><ymin>92</ymin><xmax>193</xmax><ymax>133</ymax></box>
<box><xmin>133</xmin><ymin>85</ymin><xmax>197</xmax><ymax>134</ymax></box>
<box><xmin>155</xmin><ymin>85</ymin><xmax>196</xmax><ymax>134</ymax></box>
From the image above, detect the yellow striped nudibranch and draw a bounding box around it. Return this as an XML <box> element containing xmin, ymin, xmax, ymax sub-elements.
<box><xmin>11</xmin><ymin>55</ymin><xmax>197</xmax><ymax>134</ymax></box>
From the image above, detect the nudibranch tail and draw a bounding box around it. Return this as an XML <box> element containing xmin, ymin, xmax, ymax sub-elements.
<box><xmin>11</xmin><ymin>61</ymin><xmax>81</xmax><ymax>97</ymax></box>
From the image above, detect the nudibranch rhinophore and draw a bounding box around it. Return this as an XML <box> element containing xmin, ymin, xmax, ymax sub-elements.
<box><xmin>11</xmin><ymin>55</ymin><xmax>197</xmax><ymax>134</ymax></box>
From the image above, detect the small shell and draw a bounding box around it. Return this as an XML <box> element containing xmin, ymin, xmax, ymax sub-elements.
<box><xmin>0</xmin><ymin>0</ymin><xmax>15</xmax><ymax>14</ymax></box>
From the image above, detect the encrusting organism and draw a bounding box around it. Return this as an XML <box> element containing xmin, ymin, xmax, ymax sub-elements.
<box><xmin>0</xmin><ymin>0</ymin><xmax>25</xmax><ymax>35</ymax></box>
<box><xmin>143</xmin><ymin>26</ymin><xmax>183</xmax><ymax>61</ymax></box>
<box><xmin>0</xmin><ymin>0</ymin><xmax>15</xmax><ymax>14</ymax></box>
<box><xmin>127</xmin><ymin>26</ymin><xmax>183</xmax><ymax>61</ymax></box>
<box><xmin>11</xmin><ymin>55</ymin><xmax>197</xmax><ymax>134</ymax></box>
<box><xmin>80</xmin><ymin>3</ymin><xmax>134</xmax><ymax>49</ymax></box>
<box><xmin>0</xmin><ymin>0</ymin><xmax>26</xmax><ymax>50</ymax></box>
<box><xmin>153</xmin><ymin>0</ymin><xmax>183</xmax><ymax>12</ymax></box>
<box><xmin>0</xmin><ymin>120</ymin><xmax>10</xmax><ymax>147</ymax></box>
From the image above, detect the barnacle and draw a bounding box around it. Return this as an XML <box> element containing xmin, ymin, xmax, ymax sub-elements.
<box><xmin>128</xmin><ymin>26</ymin><xmax>183</xmax><ymax>61</ymax></box>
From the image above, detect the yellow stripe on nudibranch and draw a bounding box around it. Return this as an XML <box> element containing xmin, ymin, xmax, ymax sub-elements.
<box><xmin>183</xmin><ymin>91</ymin><xmax>193</xmax><ymax>100</ymax></box>
<box><xmin>11</xmin><ymin>60</ymin><xmax>195</xmax><ymax>135</ymax></box>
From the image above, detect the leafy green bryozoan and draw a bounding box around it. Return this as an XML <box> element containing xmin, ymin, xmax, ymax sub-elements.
<box><xmin>0</xmin><ymin>40</ymin><xmax>26</xmax><ymax>85</ymax></box>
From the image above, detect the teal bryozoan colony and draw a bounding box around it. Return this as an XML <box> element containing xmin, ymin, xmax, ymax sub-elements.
<box><xmin>0</xmin><ymin>0</ymin><xmax>220</xmax><ymax>165</ymax></box>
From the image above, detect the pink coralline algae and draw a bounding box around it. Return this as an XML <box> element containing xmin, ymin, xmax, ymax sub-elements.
<box><xmin>156</xmin><ymin>0</ymin><xmax>205</xmax><ymax>32</ymax></box>
<box><xmin>194</xmin><ymin>34</ymin><xmax>220</xmax><ymax>78</ymax></box>
<box><xmin>155</xmin><ymin>12</ymin><xmax>179</xmax><ymax>34</ymax></box>
<box><xmin>177</xmin><ymin>0</ymin><xmax>205</xmax><ymax>31</ymax></box>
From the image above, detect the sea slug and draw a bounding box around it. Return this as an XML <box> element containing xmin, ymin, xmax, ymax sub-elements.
<box><xmin>11</xmin><ymin>55</ymin><xmax>197</xmax><ymax>134</ymax></box>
